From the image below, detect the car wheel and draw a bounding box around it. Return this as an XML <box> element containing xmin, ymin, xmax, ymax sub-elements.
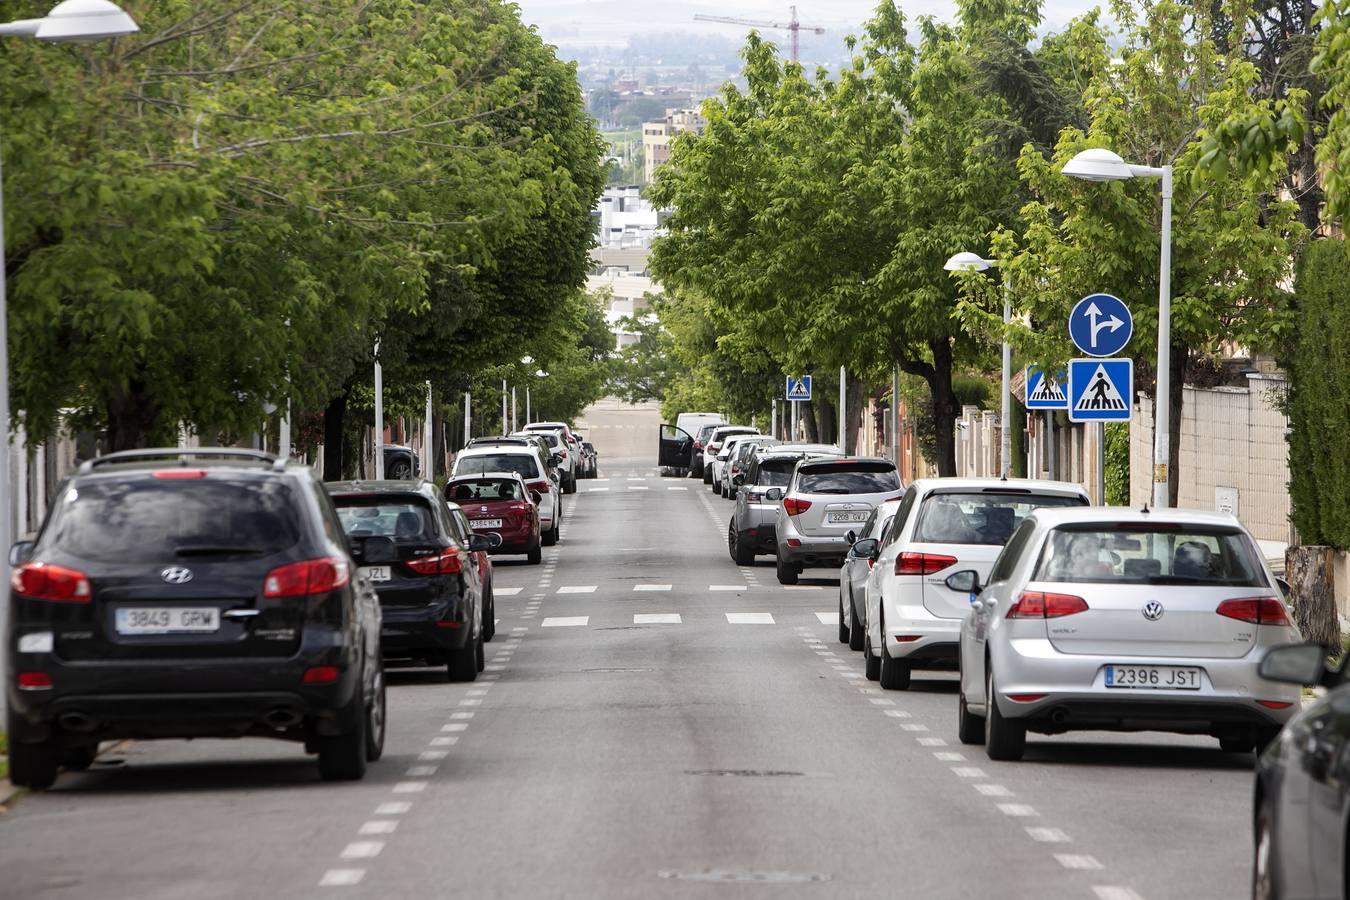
<box><xmin>1220</xmin><ymin>736</ymin><xmax>1255</xmax><ymax>754</ymax></box>
<box><xmin>527</xmin><ymin>541</ymin><xmax>543</xmax><ymax>564</ymax></box>
<box><xmin>837</xmin><ymin>590</ymin><xmax>851</xmax><ymax>644</ymax></box>
<box><xmin>542</xmin><ymin>520</ymin><xmax>558</xmax><ymax>547</ymax></box>
<box><xmin>61</xmin><ymin>743</ymin><xmax>98</xmax><ymax>772</ymax></box>
<box><xmin>730</xmin><ymin>522</ymin><xmax>755</xmax><ymax>566</ymax></box>
<box><xmin>1252</xmin><ymin>799</ymin><xmax>1279</xmax><ymax>900</ymax></box>
<box><xmin>879</xmin><ymin>650</ymin><xmax>911</xmax><ymax>690</ymax></box>
<box><xmin>564</xmin><ymin>475</ymin><xmax>577</xmax><ymax>495</ymax></box>
<box><xmin>984</xmin><ymin>669</ymin><xmax>1026</xmax><ymax>761</ymax></box>
<box><xmin>388</xmin><ymin>460</ymin><xmax>412</xmax><ymax>480</ymax></box>
<box><xmin>6</xmin><ymin>709</ymin><xmax>61</xmax><ymax>790</ymax></box>
<box><xmin>1256</xmin><ymin>727</ymin><xmax>1282</xmax><ymax>754</ymax></box>
<box><xmin>847</xmin><ymin>592</ymin><xmax>865</xmax><ymax>652</ymax></box>
<box><xmin>317</xmin><ymin>683</ymin><xmax>369</xmax><ymax>781</ymax></box>
<box><xmin>483</xmin><ymin>588</ymin><xmax>496</xmax><ymax>642</ymax></box>
<box><xmin>958</xmin><ymin>690</ymin><xmax>985</xmax><ymax>745</ymax></box>
<box><xmin>447</xmin><ymin>632</ymin><xmax>480</xmax><ymax>683</ymax></box>
<box><xmin>475</xmin><ymin>629</ymin><xmax>486</xmax><ymax>672</ymax></box>
<box><xmin>365</xmin><ymin>664</ymin><xmax>386</xmax><ymax>762</ymax></box>
<box><xmin>703</xmin><ymin>467</ymin><xmax>713</xmax><ymax>484</ymax></box>
<box><xmin>863</xmin><ymin>636</ymin><xmax>881</xmax><ymax>681</ymax></box>
<box><xmin>775</xmin><ymin>555</ymin><xmax>800</xmax><ymax>585</ymax></box>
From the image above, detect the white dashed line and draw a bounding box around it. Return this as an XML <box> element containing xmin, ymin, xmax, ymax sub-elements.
<box><xmin>360</xmin><ymin>820</ymin><xmax>398</xmax><ymax>835</ymax></box>
<box><xmin>901</xmin><ymin>723</ymin><xmax>930</xmax><ymax>732</ymax></box>
<box><xmin>496</xmin><ymin>587</ymin><xmax>523</xmax><ymax>596</ymax></box>
<box><xmin>1026</xmin><ymin>827</ymin><xmax>1071</xmax><ymax>843</ymax></box>
<box><xmin>556</xmin><ymin>586</ymin><xmax>597</xmax><ymax>594</ymax></box>
<box><xmin>934</xmin><ymin>752</ymin><xmax>965</xmax><ymax>761</ymax></box>
<box><xmin>996</xmin><ymin>803</ymin><xmax>1037</xmax><ymax>816</ymax></box>
<box><xmin>667</xmin><ymin>486</ymin><xmax>687</xmax><ymax>491</ymax></box>
<box><xmin>634</xmin><ymin>614</ymin><xmax>682</xmax><ymax>624</ymax></box>
<box><xmin>1092</xmin><ymin>888</ymin><xmax>1143</xmax><ymax>900</ymax></box>
<box><xmin>628</xmin><ymin>486</ymin><xmax>649</xmax><ymax>491</ymax></box>
<box><xmin>710</xmin><ymin>585</ymin><xmax>748</xmax><ymax>592</ymax></box>
<box><xmin>974</xmin><ymin>784</ymin><xmax>1013</xmax><ymax>797</ymax></box>
<box><xmin>457</xmin><ymin>698</ymin><xmax>483</xmax><ymax>707</ymax></box>
<box><xmin>783</xmin><ymin>585</ymin><xmax>822</xmax><ymax>591</ymax></box>
<box><xmin>376</xmin><ymin>802</ymin><xmax>412</xmax><ymax>815</ymax></box>
<box><xmin>320</xmin><ymin>869</ymin><xmax>366</xmax><ymax>887</ymax></box>
<box><xmin>869</xmin><ymin>698</ymin><xmax>896</xmax><ymax>706</ymax></box>
<box><xmin>418</xmin><ymin>750</ymin><xmax>449</xmax><ymax>761</ymax></box>
<box><xmin>430</xmin><ymin>736</ymin><xmax>459</xmax><ymax>747</ymax></box>
<box><xmin>883</xmin><ymin>710</ymin><xmax>912</xmax><ymax>718</ymax></box>
<box><xmin>442</xmin><ymin>723</ymin><xmax>469</xmax><ymax>732</ymax></box>
<box><xmin>405</xmin><ymin>765</ymin><xmax>438</xmax><ymax>777</ymax></box>
<box><xmin>340</xmin><ymin>842</ymin><xmax>384</xmax><ymax>860</ymax></box>
<box><xmin>951</xmin><ymin>767</ymin><xmax>987</xmax><ymax>778</ymax></box>
<box><xmin>814</xmin><ymin>612</ymin><xmax>835</xmax><ymax>624</ymax></box>
<box><xmin>1055</xmin><ymin>855</ymin><xmax>1103</xmax><ymax>871</ymax></box>
<box><xmin>542</xmin><ymin>616</ymin><xmax>590</xmax><ymax>627</ymax></box>
<box><xmin>634</xmin><ymin>584</ymin><xmax>673</xmax><ymax>591</ymax></box>
<box><xmin>916</xmin><ymin>737</ymin><xmax>947</xmax><ymax>746</ymax></box>
<box><xmin>725</xmin><ymin>612</ymin><xmax>775</xmax><ymax>624</ymax></box>
<box><xmin>393</xmin><ymin>781</ymin><xmax>428</xmax><ymax>794</ymax></box>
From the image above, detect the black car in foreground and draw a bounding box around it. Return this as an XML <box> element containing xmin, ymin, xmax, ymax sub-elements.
<box><xmin>6</xmin><ymin>448</ymin><xmax>386</xmax><ymax>789</ymax></box>
<box><xmin>1253</xmin><ymin>643</ymin><xmax>1350</xmax><ymax>899</ymax></box>
<box><xmin>327</xmin><ymin>480</ymin><xmax>495</xmax><ymax>683</ymax></box>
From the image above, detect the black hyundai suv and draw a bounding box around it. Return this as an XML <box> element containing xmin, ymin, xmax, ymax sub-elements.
<box><xmin>5</xmin><ymin>448</ymin><xmax>386</xmax><ymax>789</ymax></box>
<box><xmin>326</xmin><ymin>480</ymin><xmax>495</xmax><ymax>683</ymax></box>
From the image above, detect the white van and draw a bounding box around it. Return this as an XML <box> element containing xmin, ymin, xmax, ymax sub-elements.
<box><xmin>660</xmin><ymin>412</ymin><xmax>726</xmax><ymax>477</ymax></box>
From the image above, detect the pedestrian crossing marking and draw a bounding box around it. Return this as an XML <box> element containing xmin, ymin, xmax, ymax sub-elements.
<box><xmin>496</xmin><ymin>588</ymin><xmax>523</xmax><ymax>596</ymax></box>
<box><xmin>556</xmin><ymin>586</ymin><xmax>597</xmax><ymax>594</ymax></box>
<box><xmin>709</xmin><ymin>585</ymin><xmax>747</xmax><ymax>591</ymax></box>
<box><xmin>542</xmin><ymin>616</ymin><xmax>589</xmax><ymax>627</ymax></box>
<box><xmin>814</xmin><ymin>612</ymin><xmax>835</xmax><ymax>625</ymax></box>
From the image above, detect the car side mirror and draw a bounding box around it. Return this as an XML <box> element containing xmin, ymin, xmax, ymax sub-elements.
<box><xmin>530</xmin><ymin>491</ymin><xmax>543</xmax><ymax>505</ymax></box>
<box><xmin>733</xmin><ymin>474</ymin><xmax>745</xmax><ymax>486</ymax></box>
<box><xmin>549</xmin><ymin>453</ymin><xmax>561</xmax><ymax>467</ymax></box>
<box><xmin>487</xmin><ymin>532</ymin><xmax>503</xmax><ymax>549</ymax></box>
<box><xmin>1260</xmin><ymin>643</ymin><xmax>1336</xmax><ymax>687</ymax></box>
<box><xmin>1275</xmin><ymin>577</ymin><xmax>1292</xmax><ymax>601</ymax></box>
<box><xmin>845</xmin><ymin>530</ymin><xmax>858</xmax><ymax>546</ymax></box>
<box><xmin>765</xmin><ymin>488</ymin><xmax>783</xmax><ymax>502</ymax></box>
<box><xmin>851</xmin><ymin>538</ymin><xmax>880</xmax><ymax>560</ymax></box>
<box><xmin>361</xmin><ymin>535</ymin><xmax>397</xmax><ymax>564</ymax></box>
<box><xmin>9</xmin><ymin>540</ymin><xmax>34</xmax><ymax>566</ymax></box>
<box><xmin>944</xmin><ymin>570</ymin><xmax>981</xmax><ymax>595</ymax></box>
<box><xmin>467</xmin><ymin>533</ymin><xmax>493</xmax><ymax>552</ymax></box>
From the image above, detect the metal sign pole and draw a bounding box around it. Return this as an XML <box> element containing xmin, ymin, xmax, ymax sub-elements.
<box><xmin>770</xmin><ymin>400</ymin><xmax>777</xmax><ymax>440</ymax></box>
<box><xmin>1097</xmin><ymin>422</ymin><xmax>1107</xmax><ymax>504</ymax></box>
<box><xmin>838</xmin><ymin>366</ymin><xmax>846</xmax><ymax>452</ymax></box>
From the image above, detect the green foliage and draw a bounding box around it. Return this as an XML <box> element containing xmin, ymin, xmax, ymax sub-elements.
<box><xmin>915</xmin><ymin>373</ymin><xmax>993</xmax><ymax>466</ymax></box>
<box><xmin>1105</xmin><ymin>422</ymin><xmax>1130</xmax><ymax>506</ymax></box>
<box><xmin>1315</xmin><ymin>0</ymin><xmax>1350</xmax><ymax>218</ymax></box>
<box><xmin>1286</xmin><ymin>239</ymin><xmax>1350</xmax><ymax>549</ymax></box>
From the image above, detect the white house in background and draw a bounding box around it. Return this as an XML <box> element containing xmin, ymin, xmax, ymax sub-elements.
<box><xmin>589</xmin><ymin>186</ymin><xmax>665</xmax><ymax>348</ymax></box>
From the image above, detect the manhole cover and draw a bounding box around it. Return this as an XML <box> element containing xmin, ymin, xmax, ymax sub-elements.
<box><xmin>685</xmin><ymin>769</ymin><xmax>805</xmax><ymax>777</ymax></box>
<box><xmin>658</xmin><ymin>869</ymin><xmax>831</xmax><ymax>884</ymax></box>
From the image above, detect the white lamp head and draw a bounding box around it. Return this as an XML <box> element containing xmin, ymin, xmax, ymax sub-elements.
<box><xmin>35</xmin><ymin>0</ymin><xmax>138</xmax><ymax>42</ymax></box>
<box><xmin>536</xmin><ymin>369</ymin><xmax>548</xmax><ymax>378</ymax></box>
<box><xmin>521</xmin><ymin>355</ymin><xmax>534</xmax><ymax>365</ymax></box>
<box><xmin>1061</xmin><ymin>147</ymin><xmax>1135</xmax><ymax>182</ymax></box>
<box><xmin>943</xmin><ymin>251</ymin><xmax>993</xmax><ymax>272</ymax></box>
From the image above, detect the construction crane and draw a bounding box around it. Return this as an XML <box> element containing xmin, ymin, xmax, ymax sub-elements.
<box><xmin>693</xmin><ymin>5</ymin><xmax>825</xmax><ymax>64</ymax></box>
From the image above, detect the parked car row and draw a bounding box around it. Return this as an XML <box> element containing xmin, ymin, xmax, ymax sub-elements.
<box><xmin>6</xmin><ymin>421</ymin><xmax>593</xmax><ymax>789</ymax></box>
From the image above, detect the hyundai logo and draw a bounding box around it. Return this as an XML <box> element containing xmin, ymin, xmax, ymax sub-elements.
<box><xmin>1142</xmin><ymin>600</ymin><xmax>1164</xmax><ymax>621</ymax></box>
<box><xmin>160</xmin><ymin>567</ymin><xmax>194</xmax><ymax>585</ymax></box>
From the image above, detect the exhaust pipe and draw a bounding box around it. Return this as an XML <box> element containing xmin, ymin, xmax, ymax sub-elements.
<box><xmin>58</xmin><ymin>712</ymin><xmax>97</xmax><ymax>733</ymax></box>
<box><xmin>1050</xmin><ymin>708</ymin><xmax>1068</xmax><ymax>725</ymax></box>
<box><xmin>263</xmin><ymin>708</ymin><xmax>302</xmax><ymax>730</ymax></box>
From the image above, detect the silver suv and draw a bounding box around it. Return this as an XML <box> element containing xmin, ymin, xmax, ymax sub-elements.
<box><xmin>770</xmin><ymin>457</ymin><xmax>903</xmax><ymax>584</ymax></box>
<box><xmin>728</xmin><ymin>445</ymin><xmax>842</xmax><ymax>565</ymax></box>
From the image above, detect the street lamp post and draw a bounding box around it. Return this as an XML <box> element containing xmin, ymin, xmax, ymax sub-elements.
<box><xmin>1061</xmin><ymin>148</ymin><xmax>1173</xmax><ymax>508</ymax></box>
<box><xmin>945</xmin><ymin>252</ymin><xmax>1011</xmax><ymax>479</ymax></box>
<box><xmin>0</xmin><ymin>0</ymin><xmax>140</xmax><ymax>713</ymax></box>
<box><xmin>373</xmin><ymin>340</ymin><xmax>384</xmax><ymax>480</ymax></box>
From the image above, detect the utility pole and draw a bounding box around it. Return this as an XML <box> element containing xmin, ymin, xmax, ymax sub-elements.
<box><xmin>373</xmin><ymin>340</ymin><xmax>384</xmax><ymax>480</ymax></box>
<box><xmin>424</xmin><ymin>381</ymin><xmax>434</xmax><ymax>480</ymax></box>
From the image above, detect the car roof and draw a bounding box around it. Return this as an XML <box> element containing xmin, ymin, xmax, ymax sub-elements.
<box><xmin>797</xmin><ymin>455</ymin><xmax>896</xmax><ymax>470</ymax></box>
<box><xmin>907</xmin><ymin>477</ymin><xmax>1090</xmax><ymax>497</ymax></box>
<box><xmin>776</xmin><ymin>443</ymin><xmax>842</xmax><ymax>454</ymax></box>
<box><xmin>325</xmin><ymin>479</ymin><xmax>437</xmax><ymax>496</ymax></box>
<box><xmin>447</xmin><ymin>471</ymin><xmax>527</xmax><ymax>482</ymax></box>
<box><xmin>74</xmin><ymin>448</ymin><xmax>294</xmax><ymax>479</ymax></box>
<box><xmin>458</xmin><ymin>445</ymin><xmax>539</xmax><ymax>457</ymax></box>
<box><xmin>1025</xmin><ymin>506</ymin><xmax>1247</xmax><ymax>529</ymax></box>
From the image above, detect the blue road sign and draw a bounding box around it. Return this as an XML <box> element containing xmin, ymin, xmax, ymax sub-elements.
<box><xmin>1025</xmin><ymin>366</ymin><xmax>1068</xmax><ymax>410</ymax></box>
<box><xmin>1068</xmin><ymin>293</ymin><xmax>1133</xmax><ymax>357</ymax></box>
<box><xmin>785</xmin><ymin>376</ymin><xmax>812</xmax><ymax>401</ymax></box>
<box><xmin>1067</xmin><ymin>358</ymin><xmax>1133</xmax><ymax>422</ymax></box>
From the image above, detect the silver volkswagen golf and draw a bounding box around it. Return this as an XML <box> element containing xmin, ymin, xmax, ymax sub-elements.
<box><xmin>954</xmin><ymin>507</ymin><xmax>1301</xmax><ymax>762</ymax></box>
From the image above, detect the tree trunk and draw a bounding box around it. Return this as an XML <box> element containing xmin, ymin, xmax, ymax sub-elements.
<box><xmin>801</xmin><ymin>399</ymin><xmax>819</xmax><ymax>443</ymax></box>
<box><xmin>106</xmin><ymin>378</ymin><xmax>163</xmax><ymax>452</ymax></box>
<box><xmin>322</xmin><ymin>387</ymin><xmax>348</xmax><ymax>481</ymax></box>
<box><xmin>927</xmin><ymin>339</ymin><xmax>958</xmax><ymax>476</ymax></box>
<box><xmin>1287</xmin><ymin>545</ymin><xmax>1341</xmax><ymax>650</ymax></box>
<box><xmin>844</xmin><ymin>371</ymin><xmax>867</xmax><ymax>455</ymax></box>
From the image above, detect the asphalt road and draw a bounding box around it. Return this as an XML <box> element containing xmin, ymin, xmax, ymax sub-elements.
<box><xmin>0</xmin><ymin>399</ymin><xmax>1254</xmax><ymax>899</ymax></box>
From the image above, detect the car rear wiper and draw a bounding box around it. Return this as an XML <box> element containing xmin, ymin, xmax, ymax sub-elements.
<box><xmin>813</xmin><ymin>489</ymin><xmax>853</xmax><ymax>494</ymax></box>
<box><xmin>173</xmin><ymin>545</ymin><xmax>267</xmax><ymax>557</ymax></box>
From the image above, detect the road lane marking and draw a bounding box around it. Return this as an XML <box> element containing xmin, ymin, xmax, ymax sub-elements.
<box><xmin>934</xmin><ymin>752</ymin><xmax>965</xmax><ymax>761</ymax></box>
<box><xmin>814</xmin><ymin>612</ymin><xmax>835</xmax><ymax>624</ymax></box>
<box><xmin>376</xmin><ymin>802</ymin><xmax>412</xmax><ymax>815</ymax></box>
<box><xmin>634</xmin><ymin>584</ymin><xmax>673</xmax><ymax>591</ymax></box>
<box><xmin>405</xmin><ymin>765</ymin><xmax>438</xmax><ymax>777</ymax></box>
<box><xmin>1055</xmin><ymin>855</ymin><xmax>1103</xmax><ymax>870</ymax></box>
<box><xmin>883</xmin><ymin>710</ymin><xmax>912</xmax><ymax>718</ymax></box>
<box><xmin>320</xmin><ymin>869</ymin><xmax>365</xmax><ymax>887</ymax></box>
<box><xmin>586</xmin><ymin>487</ymin><xmax>610</xmax><ymax>492</ymax></box>
<box><xmin>951</xmin><ymin>767</ymin><xmax>987</xmax><ymax>778</ymax></box>
<box><xmin>393</xmin><ymin>781</ymin><xmax>428</xmax><ymax>793</ymax></box>
<box><xmin>340</xmin><ymin>842</ymin><xmax>384</xmax><ymax>859</ymax></box>
<box><xmin>726</xmin><ymin>612</ymin><xmax>775</xmax><ymax>624</ymax></box>
<box><xmin>458</xmin><ymin>698</ymin><xmax>483</xmax><ymax>706</ymax></box>
<box><xmin>360</xmin><ymin>821</ymin><xmax>398</xmax><ymax>835</ymax></box>
<box><xmin>1026</xmin><ymin>827</ymin><xmax>1070</xmax><ymax>843</ymax></box>
<box><xmin>900</xmin><ymin>723</ymin><xmax>929</xmax><ymax>731</ymax></box>
<box><xmin>868</xmin><ymin>698</ymin><xmax>895</xmax><ymax>706</ymax></box>
<box><xmin>496</xmin><ymin>587</ymin><xmax>523</xmax><ymax>596</ymax></box>
<box><xmin>451</xmin><ymin>711</ymin><xmax>475</xmax><ymax>719</ymax></box>
<box><xmin>430</xmin><ymin>736</ymin><xmax>459</xmax><ymax>747</ymax></box>
<box><xmin>542</xmin><ymin>616</ymin><xmax>590</xmax><ymax>627</ymax></box>
<box><xmin>1092</xmin><ymin>889</ymin><xmax>1143</xmax><ymax>900</ymax></box>
<box><xmin>974</xmin><ymin>784</ymin><xmax>1012</xmax><ymax>797</ymax></box>
<box><xmin>441</xmin><ymin>723</ymin><xmax>469</xmax><ymax>732</ymax></box>
<box><xmin>710</xmin><ymin>585</ymin><xmax>748</xmax><ymax>591</ymax></box>
<box><xmin>418</xmin><ymin>751</ymin><xmax>449</xmax><ymax>761</ymax></box>
<box><xmin>634</xmin><ymin>614</ymin><xmax>682</xmax><ymax>624</ymax></box>
<box><xmin>916</xmin><ymin>737</ymin><xmax>947</xmax><ymax>746</ymax></box>
<box><xmin>628</xmin><ymin>486</ymin><xmax>649</xmax><ymax>491</ymax></box>
<box><xmin>996</xmin><ymin>804</ymin><xmax>1037</xmax><ymax>816</ymax></box>
<box><xmin>783</xmin><ymin>585</ymin><xmax>822</xmax><ymax>591</ymax></box>
<box><xmin>556</xmin><ymin>586</ymin><xmax>597</xmax><ymax>594</ymax></box>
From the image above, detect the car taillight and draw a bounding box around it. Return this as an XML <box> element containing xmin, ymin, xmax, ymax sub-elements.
<box><xmin>11</xmin><ymin>563</ymin><xmax>92</xmax><ymax>602</ymax></box>
<box><xmin>558</xmin><ymin>449</ymin><xmax>568</xmax><ymax>459</ymax></box>
<box><xmin>509</xmin><ymin>502</ymin><xmax>533</xmax><ymax>514</ymax></box>
<box><xmin>17</xmin><ymin>672</ymin><xmax>52</xmax><ymax>690</ymax></box>
<box><xmin>1216</xmin><ymin>597</ymin><xmax>1289</xmax><ymax>625</ymax></box>
<box><xmin>1007</xmin><ymin>591</ymin><xmax>1089</xmax><ymax>618</ymax></box>
<box><xmin>783</xmin><ymin>497</ymin><xmax>812</xmax><ymax>516</ymax></box>
<box><xmin>406</xmin><ymin>549</ymin><xmax>466</xmax><ymax>576</ymax></box>
<box><xmin>263</xmin><ymin>557</ymin><xmax>351</xmax><ymax>598</ymax></box>
<box><xmin>303</xmin><ymin>665</ymin><xmax>340</xmax><ymax>684</ymax></box>
<box><xmin>894</xmin><ymin>552</ymin><xmax>957</xmax><ymax>576</ymax></box>
<box><xmin>526</xmin><ymin>480</ymin><xmax>550</xmax><ymax>494</ymax></box>
<box><xmin>694</xmin><ymin>441</ymin><xmax>704</xmax><ymax>450</ymax></box>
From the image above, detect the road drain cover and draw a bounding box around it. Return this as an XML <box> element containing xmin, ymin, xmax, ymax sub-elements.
<box><xmin>659</xmin><ymin>869</ymin><xmax>831</xmax><ymax>884</ymax></box>
<box><xmin>685</xmin><ymin>769</ymin><xmax>805</xmax><ymax>777</ymax></box>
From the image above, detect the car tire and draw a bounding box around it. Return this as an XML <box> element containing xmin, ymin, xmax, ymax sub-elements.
<box><xmin>863</xmin><ymin>636</ymin><xmax>881</xmax><ymax>681</ymax></box>
<box><xmin>448</xmin><ymin>631</ymin><xmax>480</xmax><ymax>683</ymax></box>
<box><xmin>703</xmin><ymin>466</ymin><xmax>713</xmax><ymax>485</ymax></box>
<box><xmin>528</xmin><ymin>540</ymin><xmax>543</xmax><ymax>564</ymax></box>
<box><xmin>958</xmin><ymin>690</ymin><xmax>985</xmax><ymax>745</ymax></box>
<box><xmin>61</xmin><ymin>743</ymin><xmax>98</xmax><ymax>772</ymax></box>
<box><xmin>542</xmin><ymin>520</ymin><xmax>558</xmax><ymax>547</ymax></box>
<box><xmin>475</xmin><ymin>630</ymin><xmax>486</xmax><ymax>672</ymax></box>
<box><xmin>6</xmin><ymin>710</ymin><xmax>61</xmax><ymax>790</ymax></box>
<box><xmin>483</xmin><ymin>588</ymin><xmax>496</xmax><ymax>642</ymax></box>
<box><xmin>317</xmin><ymin>684</ymin><xmax>369</xmax><ymax>781</ymax></box>
<box><xmin>837</xmin><ymin>591</ymin><xmax>851</xmax><ymax>644</ymax></box>
<box><xmin>984</xmin><ymin>669</ymin><xmax>1026</xmax><ymax>762</ymax></box>
<box><xmin>1252</xmin><ymin>798</ymin><xmax>1279</xmax><ymax>900</ymax></box>
<box><xmin>365</xmin><ymin>665</ymin><xmax>386</xmax><ymax>763</ymax></box>
<box><xmin>1220</xmin><ymin>736</ymin><xmax>1254</xmax><ymax>754</ymax></box>
<box><xmin>847</xmin><ymin>592</ymin><xmax>865</xmax><ymax>652</ymax></box>
<box><xmin>388</xmin><ymin>460</ymin><xmax>412</xmax><ymax>480</ymax></box>
<box><xmin>879</xmin><ymin>651</ymin><xmax>911</xmax><ymax>690</ymax></box>
<box><xmin>564</xmin><ymin>475</ymin><xmax>576</xmax><ymax>495</ymax></box>
<box><xmin>730</xmin><ymin>523</ymin><xmax>755</xmax><ymax>566</ymax></box>
<box><xmin>1255</xmin><ymin>727</ymin><xmax>1282</xmax><ymax>754</ymax></box>
<box><xmin>775</xmin><ymin>555</ymin><xmax>800</xmax><ymax>585</ymax></box>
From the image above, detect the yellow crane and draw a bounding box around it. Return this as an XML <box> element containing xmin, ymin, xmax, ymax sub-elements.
<box><xmin>693</xmin><ymin>5</ymin><xmax>825</xmax><ymax>63</ymax></box>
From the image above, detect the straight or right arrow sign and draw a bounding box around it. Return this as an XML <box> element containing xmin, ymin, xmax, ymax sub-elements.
<box><xmin>1067</xmin><ymin>358</ymin><xmax>1133</xmax><ymax>422</ymax></box>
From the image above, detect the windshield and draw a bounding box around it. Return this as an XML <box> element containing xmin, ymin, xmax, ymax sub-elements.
<box><xmin>456</xmin><ymin>453</ymin><xmax>540</xmax><ymax>479</ymax></box>
<box><xmin>47</xmin><ymin>478</ymin><xmax>301</xmax><ymax>562</ymax></box>
<box><xmin>797</xmin><ymin>463</ymin><xmax>900</xmax><ymax>495</ymax></box>
<box><xmin>1034</xmin><ymin>525</ymin><xmax>1267</xmax><ymax>585</ymax></box>
<box><xmin>333</xmin><ymin>498</ymin><xmax>434</xmax><ymax>541</ymax></box>
<box><xmin>447</xmin><ymin>478</ymin><xmax>524</xmax><ymax>502</ymax></box>
<box><xmin>915</xmin><ymin>492</ymin><xmax>1087</xmax><ymax>545</ymax></box>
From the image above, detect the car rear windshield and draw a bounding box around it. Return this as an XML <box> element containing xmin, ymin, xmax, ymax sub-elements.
<box><xmin>797</xmin><ymin>462</ymin><xmax>900</xmax><ymax>495</ymax></box>
<box><xmin>447</xmin><ymin>478</ymin><xmax>524</xmax><ymax>502</ymax></box>
<box><xmin>757</xmin><ymin>458</ymin><xmax>802</xmax><ymax>486</ymax></box>
<box><xmin>333</xmin><ymin>497</ymin><xmax>435</xmax><ymax>540</ymax></box>
<box><xmin>915</xmin><ymin>492</ymin><xmax>1087</xmax><ymax>545</ymax></box>
<box><xmin>456</xmin><ymin>453</ymin><xmax>539</xmax><ymax>479</ymax></box>
<box><xmin>46</xmin><ymin>478</ymin><xmax>302</xmax><ymax>563</ymax></box>
<box><xmin>1033</xmin><ymin>525</ymin><xmax>1266</xmax><ymax>586</ymax></box>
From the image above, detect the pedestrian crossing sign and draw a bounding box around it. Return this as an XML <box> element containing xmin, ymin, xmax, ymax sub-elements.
<box><xmin>785</xmin><ymin>376</ymin><xmax>812</xmax><ymax>401</ymax></box>
<box><xmin>1067</xmin><ymin>358</ymin><xmax>1133</xmax><ymax>422</ymax></box>
<box><xmin>1024</xmin><ymin>366</ymin><xmax>1068</xmax><ymax>410</ymax></box>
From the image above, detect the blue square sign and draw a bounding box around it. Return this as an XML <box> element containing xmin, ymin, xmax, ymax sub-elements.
<box><xmin>1024</xmin><ymin>366</ymin><xmax>1068</xmax><ymax>410</ymax></box>
<box><xmin>785</xmin><ymin>376</ymin><xmax>812</xmax><ymax>401</ymax></box>
<box><xmin>1067</xmin><ymin>358</ymin><xmax>1133</xmax><ymax>423</ymax></box>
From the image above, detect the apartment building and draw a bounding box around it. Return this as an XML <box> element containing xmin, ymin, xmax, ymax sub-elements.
<box><xmin>641</xmin><ymin>108</ymin><xmax>706</xmax><ymax>183</ymax></box>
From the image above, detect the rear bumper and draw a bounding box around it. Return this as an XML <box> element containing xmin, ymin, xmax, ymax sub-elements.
<box><xmin>879</xmin><ymin>601</ymin><xmax>963</xmax><ymax>662</ymax></box>
<box><xmin>379</xmin><ymin>602</ymin><xmax>472</xmax><ymax>654</ymax></box>
<box><xmin>776</xmin><ymin>526</ymin><xmax>848</xmax><ymax>568</ymax></box>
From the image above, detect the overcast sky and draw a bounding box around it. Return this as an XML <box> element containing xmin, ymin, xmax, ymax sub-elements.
<box><xmin>512</xmin><ymin>1</ymin><xmax>1103</xmax><ymax>45</ymax></box>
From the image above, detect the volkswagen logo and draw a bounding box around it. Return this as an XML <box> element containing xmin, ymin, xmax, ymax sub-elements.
<box><xmin>1142</xmin><ymin>600</ymin><xmax>1165</xmax><ymax>621</ymax></box>
<box><xmin>160</xmin><ymin>567</ymin><xmax>194</xmax><ymax>585</ymax></box>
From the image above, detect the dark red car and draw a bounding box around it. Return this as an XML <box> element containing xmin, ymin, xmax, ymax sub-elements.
<box><xmin>445</xmin><ymin>473</ymin><xmax>543</xmax><ymax>565</ymax></box>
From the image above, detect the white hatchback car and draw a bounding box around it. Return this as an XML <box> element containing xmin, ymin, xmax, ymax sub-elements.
<box><xmin>452</xmin><ymin>446</ymin><xmax>562</xmax><ymax>546</ymax></box>
<box><xmin>863</xmin><ymin>479</ymin><xmax>1089</xmax><ymax>689</ymax></box>
<box><xmin>953</xmin><ymin>507</ymin><xmax>1301</xmax><ymax>761</ymax></box>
